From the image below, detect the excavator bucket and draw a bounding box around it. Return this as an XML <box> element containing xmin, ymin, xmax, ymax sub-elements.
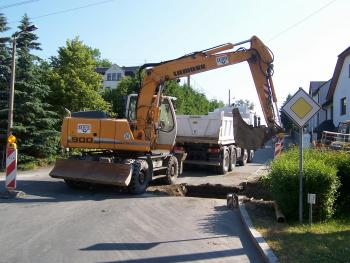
<box><xmin>232</xmin><ymin>108</ymin><xmax>276</xmax><ymax>150</ymax></box>
<box><xmin>50</xmin><ymin>159</ymin><xmax>133</xmax><ymax>186</ymax></box>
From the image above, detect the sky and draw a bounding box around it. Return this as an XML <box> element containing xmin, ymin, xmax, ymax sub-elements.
<box><xmin>1</xmin><ymin>0</ymin><xmax>349</xmax><ymax>119</ymax></box>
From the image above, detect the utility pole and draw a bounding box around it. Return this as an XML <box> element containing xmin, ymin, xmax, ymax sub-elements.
<box><xmin>6</xmin><ymin>25</ymin><xmax>38</xmax><ymax>137</ymax></box>
<box><xmin>187</xmin><ymin>75</ymin><xmax>190</xmax><ymax>86</ymax></box>
<box><xmin>7</xmin><ymin>37</ymin><xmax>16</xmax><ymax>137</ymax></box>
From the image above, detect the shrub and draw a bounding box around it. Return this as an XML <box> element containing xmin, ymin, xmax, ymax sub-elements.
<box><xmin>323</xmin><ymin>151</ymin><xmax>350</xmax><ymax>215</ymax></box>
<box><xmin>267</xmin><ymin>148</ymin><xmax>340</xmax><ymax>221</ymax></box>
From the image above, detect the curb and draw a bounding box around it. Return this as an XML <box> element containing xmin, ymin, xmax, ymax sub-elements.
<box><xmin>238</xmin><ymin>202</ymin><xmax>279</xmax><ymax>263</ymax></box>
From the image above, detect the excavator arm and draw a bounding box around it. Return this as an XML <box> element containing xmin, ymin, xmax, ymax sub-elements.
<box><xmin>136</xmin><ymin>36</ymin><xmax>282</xmax><ymax>149</ymax></box>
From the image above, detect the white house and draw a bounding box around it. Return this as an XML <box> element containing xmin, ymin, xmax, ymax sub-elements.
<box><xmin>324</xmin><ymin>46</ymin><xmax>350</xmax><ymax>127</ymax></box>
<box><xmin>307</xmin><ymin>80</ymin><xmax>331</xmax><ymax>134</ymax></box>
<box><xmin>96</xmin><ymin>64</ymin><xmax>139</xmax><ymax>90</ymax></box>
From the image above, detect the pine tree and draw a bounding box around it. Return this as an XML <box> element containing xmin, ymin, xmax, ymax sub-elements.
<box><xmin>0</xmin><ymin>13</ymin><xmax>10</xmax><ymax>166</ymax></box>
<box><xmin>12</xmin><ymin>14</ymin><xmax>59</xmax><ymax>160</ymax></box>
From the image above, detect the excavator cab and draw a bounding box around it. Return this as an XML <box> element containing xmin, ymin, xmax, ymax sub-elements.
<box><xmin>126</xmin><ymin>94</ymin><xmax>177</xmax><ymax>152</ymax></box>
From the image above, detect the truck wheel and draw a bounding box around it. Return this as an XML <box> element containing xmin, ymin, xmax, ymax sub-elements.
<box><xmin>218</xmin><ymin>149</ymin><xmax>229</xmax><ymax>174</ymax></box>
<box><xmin>247</xmin><ymin>150</ymin><xmax>254</xmax><ymax>163</ymax></box>
<box><xmin>228</xmin><ymin>147</ymin><xmax>236</xmax><ymax>171</ymax></box>
<box><xmin>238</xmin><ymin>149</ymin><xmax>248</xmax><ymax>166</ymax></box>
<box><xmin>164</xmin><ymin>156</ymin><xmax>179</xmax><ymax>185</ymax></box>
<box><xmin>128</xmin><ymin>160</ymin><xmax>151</xmax><ymax>194</ymax></box>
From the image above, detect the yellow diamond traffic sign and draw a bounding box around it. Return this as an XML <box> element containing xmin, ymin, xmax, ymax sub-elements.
<box><xmin>291</xmin><ymin>98</ymin><xmax>313</xmax><ymax>119</ymax></box>
<box><xmin>282</xmin><ymin>88</ymin><xmax>320</xmax><ymax>127</ymax></box>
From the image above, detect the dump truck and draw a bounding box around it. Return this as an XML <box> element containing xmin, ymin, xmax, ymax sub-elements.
<box><xmin>175</xmin><ymin>105</ymin><xmax>258</xmax><ymax>174</ymax></box>
<box><xmin>50</xmin><ymin>35</ymin><xmax>282</xmax><ymax>194</ymax></box>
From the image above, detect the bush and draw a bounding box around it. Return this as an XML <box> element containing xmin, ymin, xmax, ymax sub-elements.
<box><xmin>322</xmin><ymin>151</ymin><xmax>350</xmax><ymax>215</ymax></box>
<box><xmin>267</xmin><ymin>148</ymin><xmax>340</xmax><ymax>221</ymax></box>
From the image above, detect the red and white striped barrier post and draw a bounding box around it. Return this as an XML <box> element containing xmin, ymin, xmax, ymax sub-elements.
<box><xmin>6</xmin><ymin>135</ymin><xmax>17</xmax><ymax>190</ymax></box>
<box><xmin>274</xmin><ymin>137</ymin><xmax>285</xmax><ymax>158</ymax></box>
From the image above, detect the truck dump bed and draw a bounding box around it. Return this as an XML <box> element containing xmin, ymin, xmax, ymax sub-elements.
<box><xmin>176</xmin><ymin>106</ymin><xmax>253</xmax><ymax>145</ymax></box>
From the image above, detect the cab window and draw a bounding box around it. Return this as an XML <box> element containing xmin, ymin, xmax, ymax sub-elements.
<box><xmin>159</xmin><ymin>99</ymin><xmax>175</xmax><ymax>132</ymax></box>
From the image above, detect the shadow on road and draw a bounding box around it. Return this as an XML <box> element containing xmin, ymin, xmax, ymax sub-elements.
<box><xmin>81</xmin><ymin>235</ymin><xmax>230</xmax><ymax>251</ymax></box>
<box><xmin>0</xmin><ymin>179</ymin><xmax>157</xmax><ymax>203</ymax></box>
<box><xmin>98</xmin><ymin>248</ymin><xmax>247</xmax><ymax>263</ymax></box>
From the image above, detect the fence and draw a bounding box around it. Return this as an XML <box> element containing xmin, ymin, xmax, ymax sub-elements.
<box><xmin>320</xmin><ymin>131</ymin><xmax>350</xmax><ymax>151</ymax></box>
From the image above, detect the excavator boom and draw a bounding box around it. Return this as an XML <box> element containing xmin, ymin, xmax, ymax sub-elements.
<box><xmin>136</xmin><ymin>36</ymin><xmax>282</xmax><ymax>149</ymax></box>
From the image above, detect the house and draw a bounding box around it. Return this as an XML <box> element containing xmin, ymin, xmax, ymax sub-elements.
<box><xmin>96</xmin><ymin>64</ymin><xmax>139</xmax><ymax>90</ymax></box>
<box><xmin>325</xmin><ymin>46</ymin><xmax>350</xmax><ymax>127</ymax></box>
<box><xmin>307</xmin><ymin>80</ymin><xmax>332</xmax><ymax>134</ymax></box>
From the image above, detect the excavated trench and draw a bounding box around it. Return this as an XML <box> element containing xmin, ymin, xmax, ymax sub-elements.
<box><xmin>147</xmin><ymin>179</ymin><xmax>272</xmax><ymax>201</ymax></box>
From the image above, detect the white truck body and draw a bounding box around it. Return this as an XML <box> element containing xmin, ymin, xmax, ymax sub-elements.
<box><xmin>175</xmin><ymin>105</ymin><xmax>256</xmax><ymax>173</ymax></box>
<box><xmin>176</xmin><ymin>105</ymin><xmax>254</xmax><ymax>145</ymax></box>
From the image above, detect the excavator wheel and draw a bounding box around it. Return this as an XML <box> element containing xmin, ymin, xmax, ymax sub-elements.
<box><xmin>128</xmin><ymin>160</ymin><xmax>151</xmax><ymax>195</ymax></box>
<box><xmin>164</xmin><ymin>156</ymin><xmax>179</xmax><ymax>185</ymax></box>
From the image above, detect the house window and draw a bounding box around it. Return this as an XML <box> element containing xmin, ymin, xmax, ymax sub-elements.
<box><xmin>112</xmin><ymin>73</ymin><xmax>116</xmax><ymax>81</ymax></box>
<box><xmin>107</xmin><ymin>73</ymin><xmax>111</xmax><ymax>81</ymax></box>
<box><xmin>341</xmin><ymin>97</ymin><xmax>346</xmax><ymax>115</ymax></box>
<box><xmin>117</xmin><ymin>73</ymin><xmax>122</xmax><ymax>81</ymax></box>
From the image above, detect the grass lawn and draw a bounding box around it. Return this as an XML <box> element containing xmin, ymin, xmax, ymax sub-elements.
<box><xmin>245</xmin><ymin>201</ymin><xmax>350</xmax><ymax>263</ymax></box>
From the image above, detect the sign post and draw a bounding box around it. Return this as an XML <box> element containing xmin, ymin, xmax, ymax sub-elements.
<box><xmin>308</xmin><ymin>193</ymin><xmax>316</xmax><ymax>224</ymax></box>
<box><xmin>282</xmin><ymin>88</ymin><xmax>320</xmax><ymax>223</ymax></box>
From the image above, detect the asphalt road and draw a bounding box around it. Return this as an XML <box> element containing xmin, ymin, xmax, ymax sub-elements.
<box><xmin>0</xmin><ymin>168</ymin><xmax>264</xmax><ymax>263</ymax></box>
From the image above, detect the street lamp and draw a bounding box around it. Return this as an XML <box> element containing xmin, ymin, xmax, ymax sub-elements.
<box><xmin>7</xmin><ymin>24</ymin><xmax>38</xmax><ymax>137</ymax></box>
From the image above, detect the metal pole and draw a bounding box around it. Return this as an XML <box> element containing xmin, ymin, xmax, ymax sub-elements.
<box><xmin>299</xmin><ymin>127</ymin><xmax>303</xmax><ymax>223</ymax></box>
<box><xmin>228</xmin><ymin>89</ymin><xmax>231</xmax><ymax>106</ymax></box>
<box><xmin>7</xmin><ymin>36</ymin><xmax>16</xmax><ymax>137</ymax></box>
<box><xmin>187</xmin><ymin>75</ymin><xmax>190</xmax><ymax>86</ymax></box>
<box><xmin>309</xmin><ymin>203</ymin><xmax>312</xmax><ymax>224</ymax></box>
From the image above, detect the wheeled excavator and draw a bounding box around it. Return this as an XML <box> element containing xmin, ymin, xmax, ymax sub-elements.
<box><xmin>50</xmin><ymin>35</ymin><xmax>282</xmax><ymax>194</ymax></box>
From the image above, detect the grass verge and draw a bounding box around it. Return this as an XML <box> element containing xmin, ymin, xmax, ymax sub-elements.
<box><xmin>245</xmin><ymin>201</ymin><xmax>350</xmax><ymax>263</ymax></box>
<box><xmin>16</xmin><ymin>156</ymin><xmax>56</xmax><ymax>171</ymax></box>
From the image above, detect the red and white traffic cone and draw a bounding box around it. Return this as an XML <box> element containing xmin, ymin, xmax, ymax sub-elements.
<box><xmin>274</xmin><ymin>137</ymin><xmax>285</xmax><ymax>158</ymax></box>
<box><xmin>5</xmin><ymin>135</ymin><xmax>17</xmax><ymax>191</ymax></box>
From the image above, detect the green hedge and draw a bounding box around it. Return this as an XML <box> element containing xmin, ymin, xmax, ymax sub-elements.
<box><xmin>322</xmin><ymin>151</ymin><xmax>350</xmax><ymax>215</ymax></box>
<box><xmin>266</xmin><ymin>148</ymin><xmax>340</xmax><ymax>221</ymax></box>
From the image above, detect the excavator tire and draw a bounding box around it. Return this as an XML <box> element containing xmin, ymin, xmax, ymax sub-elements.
<box><xmin>128</xmin><ymin>160</ymin><xmax>151</xmax><ymax>195</ymax></box>
<box><xmin>164</xmin><ymin>156</ymin><xmax>179</xmax><ymax>185</ymax></box>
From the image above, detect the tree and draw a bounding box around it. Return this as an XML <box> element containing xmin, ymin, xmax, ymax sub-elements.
<box><xmin>48</xmin><ymin>37</ymin><xmax>109</xmax><ymax>116</ymax></box>
<box><xmin>233</xmin><ymin>99</ymin><xmax>254</xmax><ymax>110</ymax></box>
<box><xmin>0</xmin><ymin>13</ymin><xmax>10</xmax><ymax>166</ymax></box>
<box><xmin>88</xmin><ymin>47</ymin><xmax>112</xmax><ymax>67</ymax></box>
<box><xmin>103</xmin><ymin>76</ymin><xmax>139</xmax><ymax>117</ymax></box>
<box><xmin>208</xmin><ymin>99</ymin><xmax>225</xmax><ymax>112</ymax></box>
<box><xmin>280</xmin><ymin>94</ymin><xmax>297</xmax><ymax>133</ymax></box>
<box><xmin>12</xmin><ymin>14</ymin><xmax>59</xmax><ymax>159</ymax></box>
<box><xmin>164</xmin><ymin>81</ymin><xmax>224</xmax><ymax>115</ymax></box>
